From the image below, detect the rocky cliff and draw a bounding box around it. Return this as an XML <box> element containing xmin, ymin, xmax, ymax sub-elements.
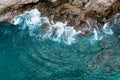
<box><xmin>0</xmin><ymin>0</ymin><xmax>120</xmax><ymax>34</ymax></box>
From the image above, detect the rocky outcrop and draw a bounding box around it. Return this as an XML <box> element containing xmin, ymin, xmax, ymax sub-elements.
<box><xmin>0</xmin><ymin>0</ymin><xmax>120</xmax><ymax>34</ymax></box>
<box><xmin>0</xmin><ymin>0</ymin><xmax>39</xmax><ymax>10</ymax></box>
<box><xmin>0</xmin><ymin>0</ymin><xmax>39</xmax><ymax>22</ymax></box>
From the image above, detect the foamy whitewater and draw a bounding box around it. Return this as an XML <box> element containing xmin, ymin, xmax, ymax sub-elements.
<box><xmin>11</xmin><ymin>9</ymin><xmax>82</xmax><ymax>45</ymax></box>
<box><xmin>11</xmin><ymin>9</ymin><xmax>114</xmax><ymax>45</ymax></box>
<box><xmin>1</xmin><ymin>9</ymin><xmax>120</xmax><ymax>80</ymax></box>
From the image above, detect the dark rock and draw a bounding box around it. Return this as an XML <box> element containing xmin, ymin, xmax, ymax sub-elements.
<box><xmin>0</xmin><ymin>0</ymin><xmax>120</xmax><ymax>33</ymax></box>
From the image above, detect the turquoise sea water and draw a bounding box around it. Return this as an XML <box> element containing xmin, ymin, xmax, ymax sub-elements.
<box><xmin>0</xmin><ymin>9</ymin><xmax>120</xmax><ymax>80</ymax></box>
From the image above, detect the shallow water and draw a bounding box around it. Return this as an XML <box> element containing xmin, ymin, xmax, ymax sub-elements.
<box><xmin>0</xmin><ymin>9</ymin><xmax>120</xmax><ymax>80</ymax></box>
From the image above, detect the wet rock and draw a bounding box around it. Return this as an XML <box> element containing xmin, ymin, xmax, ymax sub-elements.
<box><xmin>0</xmin><ymin>0</ymin><xmax>120</xmax><ymax>32</ymax></box>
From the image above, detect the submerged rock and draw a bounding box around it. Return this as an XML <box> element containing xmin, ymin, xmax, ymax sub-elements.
<box><xmin>111</xmin><ymin>16</ymin><xmax>120</xmax><ymax>36</ymax></box>
<box><xmin>88</xmin><ymin>47</ymin><xmax>120</xmax><ymax>76</ymax></box>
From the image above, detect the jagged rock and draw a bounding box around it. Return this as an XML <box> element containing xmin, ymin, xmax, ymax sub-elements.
<box><xmin>0</xmin><ymin>0</ymin><xmax>120</xmax><ymax>32</ymax></box>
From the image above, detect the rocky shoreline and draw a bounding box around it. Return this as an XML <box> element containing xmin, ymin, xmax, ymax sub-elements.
<box><xmin>0</xmin><ymin>0</ymin><xmax>120</xmax><ymax>34</ymax></box>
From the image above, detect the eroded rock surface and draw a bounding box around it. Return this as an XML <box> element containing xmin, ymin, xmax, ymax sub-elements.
<box><xmin>0</xmin><ymin>0</ymin><xmax>39</xmax><ymax>10</ymax></box>
<box><xmin>0</xmin><ymin>0</ymin><xmax>120</xmax><ymax>32</ymax></box>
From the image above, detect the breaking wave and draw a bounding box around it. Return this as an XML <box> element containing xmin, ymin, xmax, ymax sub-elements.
<box><xmin>11</xmin><ymin>9</ymin><xmax>82</xmax><ymax>45</ymax></box>
<box><xmin>0</xmin><ymin>9</ymin><xmax>120</xmax><ymax>80</ymax></box>
<box><xmin>11</xmin><ymin>9</ymin><xmax>114</xmax><ymax>45</ymax></box>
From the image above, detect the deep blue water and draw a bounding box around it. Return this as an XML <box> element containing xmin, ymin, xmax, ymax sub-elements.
<box><xmin>0</xmin><ymin>9</ymin><xmax>120</xmax><ymax>80</ymax></box>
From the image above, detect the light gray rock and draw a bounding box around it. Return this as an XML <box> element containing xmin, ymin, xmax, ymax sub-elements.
<box><xmin>0</xmin><ymin>0</ymin><xmax>18</xmax><ymax>10</ymax></box>
<box><xmin>0</xmin><ymin>0</ymin><xmax>39</xmax><ymax>10</ymax></box>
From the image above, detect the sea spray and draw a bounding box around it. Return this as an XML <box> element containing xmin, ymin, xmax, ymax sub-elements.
<box><xmin>103</xmin><ymin>23</ymin><xmax>113</xmax><ymax>35</ymax></box>
<box><xmin>90</xmin><ymin>23</ymin><xmax>114</xmax><ymax>44</ymax></box>
<box><xmin>11</xmin><ymin>9</ymin><xmax>115</xmax><ymax>45</ymax></box>
<box><xmin>11</xmin><ymin>9</ymin><xmax>81</xmax><ymax>45</ymax></box>
<box><xmin>86</xmin><ymin>21</ymin><xmax>114</xmax><ymax>44</ymax></box>
<box><xmin>0</xmin><ymin>8</ymin><xmax>120</xmax><ymax>80</ymax></box>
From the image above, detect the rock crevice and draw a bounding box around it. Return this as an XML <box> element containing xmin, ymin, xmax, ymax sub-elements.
<box><xmin>0</xmin><ymin>0</ymin><xmax>120</xmax><ymax>34</ymax></box>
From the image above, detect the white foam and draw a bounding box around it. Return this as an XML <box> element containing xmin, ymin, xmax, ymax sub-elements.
<box><xmin>91</xmin><ymin>28</ymin><xmax>101</xmax><ymax>44</ymax></box>
<box><xmin>93</xmin><ymin>28</ymin><xmax>98</xmax><ymax>41</ymax></box>
<box><xmin>11</xmin><ymin>8</ymin><xmax>114</xmax><ymax>45</ymax></box>
<box><xmin>51</xmin><ymin>22</ymin><xmax>81</xmax><ymax>44</ymax></box>
<box><xmin>11</xmin><ymin>9</ymin><xmax>80</xmax><ymax>45</ymax></box>
<box><xmin>103</xmin><ymin>23</ymin><xmax>113</xmax><ymax>35</ymax></box>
